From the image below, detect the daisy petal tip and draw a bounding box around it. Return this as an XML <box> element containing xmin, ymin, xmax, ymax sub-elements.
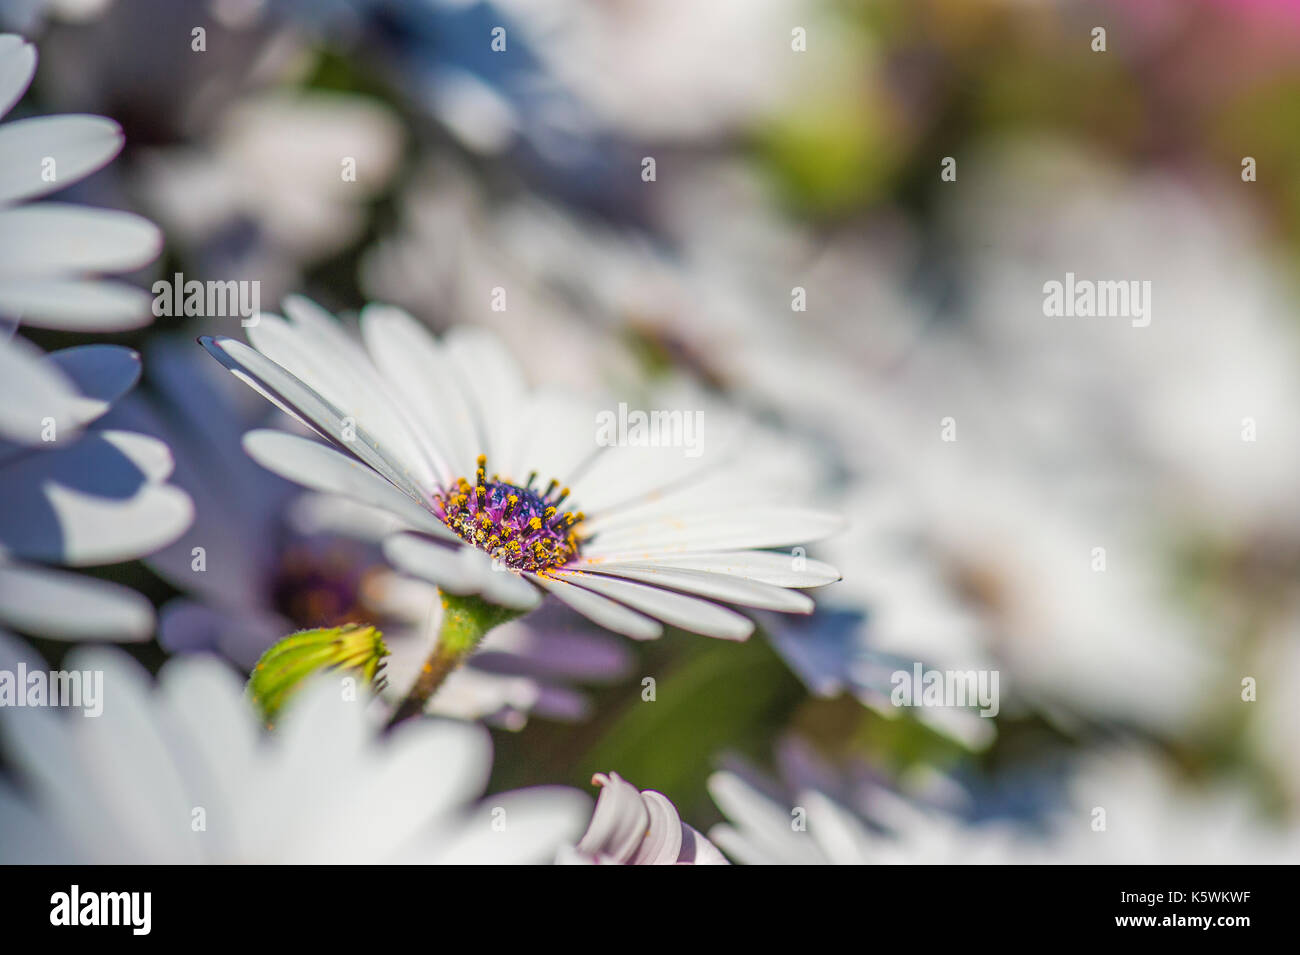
<box><xmin>196</xmin><ymin>334</ymin><xmax>231</xmax><ymax>358</ymax></box>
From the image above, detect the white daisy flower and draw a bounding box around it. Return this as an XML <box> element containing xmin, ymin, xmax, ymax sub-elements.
<box><xmin>121</xmin><ymin>339</ymin><xmax>632</xmax><ymax>728</ymax></box>
<box><xmin>0</xmin><ymin>33</ymin><xmax>161</xmax><ymax>330</ymax></box>
<box><xmin>199</xmin><ymin>297</ymin><xmax>842</xmax><ymax>713</ymax></box>
<box><xmin>0</xmin><ymin>334</ymin><xmax>192</xmax><ymax>641</ymax></box>
<box><xmin>562</xmin><ymin>771</ymin><xmax>728</xmax><ymax>865</ymax></box>
<box><xmin>0</xmin><ymin>639</ymin><xmax>591</xmax><ymax>864</ymax></box>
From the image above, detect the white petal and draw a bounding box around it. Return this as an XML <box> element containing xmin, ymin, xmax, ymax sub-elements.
<box><xmin>804</xmin><ymin>789</ymin><xmax>878</xmax><ymax>865</ymax></box>
<box><xmin>707</xmin><ymin>771</ymin><xmax>827</xmax><ymax>865</ymax></box>
<box><xmin>588</xmin><ymin>550</ymin><xmax>842</xmax><ymax>587</ymax></box>
<box><xmin>242</xmin><ymin>429</ymin><xmax>454</xmax><ymax>540</ymax></box>
<box><xmin>0</xmin><ymin>278</ymin><xmax>154</xmax><ymax>330</ymax></box>
<box><xmin>0</xmin><ymin>560</ymin><xmax>153</xmax><ymax>640</ymax></box>
<box><xmin>568</xmin><ymin>440</ymin><xmax>715</xmax><ymax>516</ymax></box>
<box><xmin>582</xmin><ymin>509</ymin><xmax>845</xmax><ymax>558</ymax></box>
<box><xmin>0</xmin><ymin>204</ymin><xmax>161</xmax><ymax>277</ymax></box>
<box><xmin>581</xmin><ymin>464</ymin><xmax>789</xmax><ymax>532</ymax></box>
<box><xmin>0</xmin><ymin>114</ymin><xmax>123</xmax><ymax>204</ymax></box>
<box><xmin>443</xmin><ymin>324</ymin><xmax>526</xmax><ymax>468</ymax></box>
<box><xmin>0</xmin><ymin>691</ymin><xmax>119</xmax><ymax>861</ymax></box>
<box><xmin>500</xmin><ymin>391</ymin><xmax>603</xmax><ymax>490</ymax></box>
<box><xmin>287</xmin><ymin>491</ymin><xmax>414</xmax><ymax>542</ymax></box>
<box><xmin>552</xmin><ymin>569</ymin><xmax>753</xmax><ymax>640</ymax></box>
<box><xmin>392</xmin><ymin>717</ymin><xmax>494</xmax><ymax>818</ymax></box>
<box><xmin>576</xmin><ymin>562</ymin><xmax>815</xmax><ymax>612</ymax></box>
<box><xmin>250</xmin><ymin>308</ymin><xmax>446</xmax><ymax>491</ymax></box>
<box><xmin>382</xmin><ymin>532</ymin><xmax>541</xmax><ymax>610</ymax></box>
<box><xmin>706</xmin><ymin>823</ymin><xmax>789</xmax><ymax>866</ymax></box>
<box><xmin>322</xmin><ymin>719</ymin><xmax>494</xmax><ymax>864</ymax></box>
<box><xmin>98</xmin><ymin>429</ymin><xmax>177</xmax><ymax>481</ymax></box>
<box><xmin>47</xmin><ymin>344</ymin><xmax>140</xmax><ymax>417</ymax></box>
<box><xmin>156</xmin><ymin>655</ymin><xmax>260</xmax><ymax>860</ymax></box>
<box><xmin>526</xmin><ymin>571</ymin><xmax>662</xmax><ymax>640</ymax></box>
<box><xmin>575</xmin><ymin>772</ymin><xmax>649</xmax><ymax>863</ymax></box>
<box><xmin>425</xmin><ymin>787</ymin><xmax>591</xmax><ymax>864</ymax></box>
<box><xmin>0</xmin><ymin>336</ymin><xmax>88</xmax><ymax>444</ymax></box>
<box><xmin>359</xmin><ymin>304</ymin><xmax>483</xmax><ymax>480</ymax></box>
<box><xmin>680</xmin><ymin>822</ymin><xmax>730</xmax><ymax>865</ymax></box>
<box><xmin>476</xmin><ymin>622</ymin><xmax>632</xmax><ymax>682</ymax></box>
<box><xmin>419</xmin><ymin>667</ymin><xmax>543</xmax><ymax>724</ymax></box>
<box><xmin>0</xmin><ymin>626</ymin><xmax>45</xmax><ymax>669</ymax></box>
<box><xmin>62</xmin><ymin>647</ymin><xmax>204</xmax><ymax>863</ymax></box>
<box><xmin>200</xmin><ymin>335</ymin><xmax>440</xmax><ymax>512</ymax></box>
<box><xmin>0</xmin><ymin>780</ymin><xmax>70</xmax><ymax>863</ymax></box>
<box><xmin>0</xmin><ymin>35</ymin><xmax>36</xmax><ymax>120</ymax></box>
<box><xmin>0</xmin><ymin>431</ymin><xmax>193</xmax><ymax>565</ymax></box>
<box><xmin>629</xmin><ymin>789</ymin><xmax>684</xmax><ymax>865</ymax></box>
<box><xmin>383</xmin><ymin>533</ymin><xmax>491</xmax><ymax>593</ymax></box>
<box><xmin>476</xmin><ymin>562</ymin><xmax>544</xmax><ymax>611</ymax></box>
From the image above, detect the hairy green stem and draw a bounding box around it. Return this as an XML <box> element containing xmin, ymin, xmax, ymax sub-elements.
<box><xmin>387</xmin><ymin>591</ymin><xmax>523</xmax><ymax>727</ymax></box>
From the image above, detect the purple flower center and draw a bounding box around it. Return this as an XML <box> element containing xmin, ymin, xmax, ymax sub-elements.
<box><xmin>271</xmin><ymin>539</ymin><xmax>376</xmax><ymax>629</ymax></box>
<box><xmin>434</xmin><ymin>455</ymin><xmax>583</xmax><ymax>572</ymax></box>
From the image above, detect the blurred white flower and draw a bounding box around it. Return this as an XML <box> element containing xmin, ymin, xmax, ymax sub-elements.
<box><xmin>1049</xmin><ymin>748</ymin><xmax>1300</xmax><ymax>864</ymax></box>
<box><xmin>360</xmin><ymin>164</ymin><xmax>643</xmax><ymax>393</ymax></box>
<box><xmin>0</xmin><ymin>641</ymin><xmax>591</xmax><ymax>863</ymax></box>
<box><xmin>563</xmin><ymin>771</ymin><xmax>728</xmax><ymax>865</ymax></box>
<box><xmin>497</xmin><ymin>0</ymin><xmax>845</xmax><ymax>140</ymax></box>
<box><xmin>835</xmin><ymin>448</ymin><xmax>1221</xmax><ymax>736</ymax></box>
<box><xmin>944</xmin><ymin>138</ymin><xmax>1300</xmax><ymax>539</ymax></box>
<box><xmin>0</xmin><ymin>33</ymin><xmax>161</xmax><ymax>329</ymax></box>
<box><xmin>138</xmin><ymin>90</ymin><xmax>403</xmax><ymax>300</ymax></box>
<box><xmin>201</xmin><ymin>297</ymin><xmax>842</xmax><ymax>641</ymax></box>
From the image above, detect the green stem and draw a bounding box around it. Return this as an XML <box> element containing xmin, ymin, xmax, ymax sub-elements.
<box><xmin>387</xmin><ymin>591</ymin><xmax>523</xmax><ymax>728</ymax></box>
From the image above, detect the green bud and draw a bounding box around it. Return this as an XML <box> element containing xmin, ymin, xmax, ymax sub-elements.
<box><xmin>247</xmin><ymin>623</ymin><xmax>389</xmax><ymax>726</ymax></box>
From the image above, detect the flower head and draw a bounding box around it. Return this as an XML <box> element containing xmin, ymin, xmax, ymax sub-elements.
<box><xmin>436</xmin><ymin>455</ymin><xmax>583</xmax><ymax>573</ymax></box>
<box><xmin>132</xmin><ymin>339</ymin><xmax>631</xmax><ymax>727</ymax></box>
<box><xmin>200</xmin><ymin>297</ymin><xmax>843</xmax><ymax>642</ymax></box>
